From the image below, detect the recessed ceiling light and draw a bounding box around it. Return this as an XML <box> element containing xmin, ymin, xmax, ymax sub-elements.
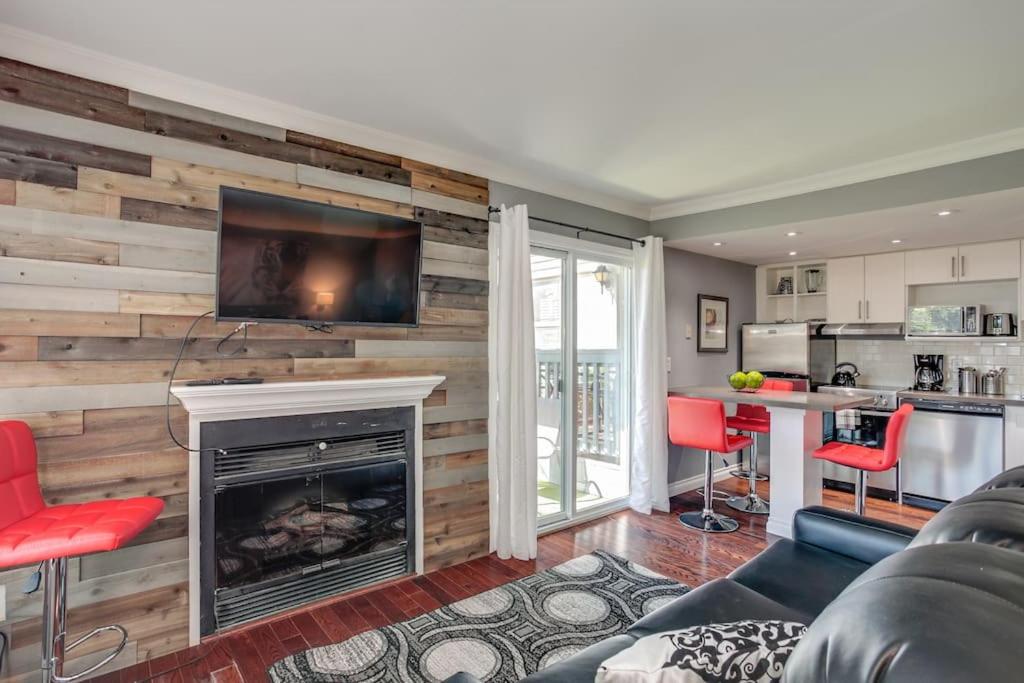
<box><xmin>788</xmin><ymin>251</ymin><xmax>798</xmax><ymax>256</ymax></box>
<box><xmin>936</xmin><ymin>209</ymin><xmax>954</xmax><ymax>216</ymax></box>
<box><xmin>891</xmin><ymin>239</ymin><xmax>903</xmax><ymax>244</ymax></box>
<box><xmin>786</xmin><ymin>231</ymin><xmax>799</xmax><ymax>237</ymax></box>
<box><xmin>712</xmin><ymin>242</ymin><xmax>724</xmax><ymax>246</ymax></box>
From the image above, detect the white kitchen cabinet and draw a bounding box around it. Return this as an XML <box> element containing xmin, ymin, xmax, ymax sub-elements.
<box><xmin>905</xmin><ymin>246</ymin><xmax>959</xmax><ymax>285</ymax></box>
<box><xmin>863</xmin><ymin>252</ymin><xmax>906</xmax><ymax>323</ymax></box>
<box><xmin>826</xmin><ymin>256</ymin><xmax>865</xmax><ymax>322</ymax></box>
<box><xmin>958</xmin><ymin>240</ymin><xmax>1020</xmax><ymax>282</ymax></box>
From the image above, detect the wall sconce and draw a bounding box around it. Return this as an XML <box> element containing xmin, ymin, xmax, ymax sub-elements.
<box><xmin>593</xmin><ymin>264</ymin><xmax>611</xmax><ymax>294</ymax></box>
<box><xmin>315</xmin><ymin>291</ymin><xmax>334</xmax><ymax>312</ymax></box>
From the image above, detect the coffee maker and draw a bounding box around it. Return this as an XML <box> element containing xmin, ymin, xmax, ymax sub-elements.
<box><xmin>914</xmin><ymin>354</ymin><xmax>944</xmax><ymax>391</ymax></box>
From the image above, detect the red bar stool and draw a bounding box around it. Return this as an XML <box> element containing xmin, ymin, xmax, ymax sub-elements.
<box><xmin>725</xmin><ymin>378</ymin><xmax>794</xmax><ymax>515</ymax></box>
<box><xmin>0</xmin><ymin>420</ymin><xmax>164</xmax><ymax>682</ymax></box>
<box><xmin>669</xmin><ymin>397</ymin><xmax>753</xmax><ymax>533</ymax></box>
<box><xmin>812</xmin><ymin>404</ymin><xmax>914</xmax><ymax>516</ymax></box>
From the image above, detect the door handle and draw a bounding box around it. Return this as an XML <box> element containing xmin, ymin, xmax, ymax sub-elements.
<box><xmin>951</xmin><ymin>256</ymin><xmax>956</xmax><ymax>278</ymax></box>
<box><xmin>857</xmin><ymin>300</ymin><xmax>862</xmax><ymax>320</ymax></box>
<box><xmin>865</xmin><ymin>300</ymin><xmax>870</xmax><ymax>320</ymax></box>
<box><xmin>960</xmin><ymin>255</ymin><xmax>965</xmax><ymax>278</ymax></box>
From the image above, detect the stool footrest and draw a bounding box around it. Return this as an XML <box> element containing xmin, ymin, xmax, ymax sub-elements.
<box><xmin>52</xmin><ymin>625</ymin><xmax>127</xmax><ymax>682</ymax></box>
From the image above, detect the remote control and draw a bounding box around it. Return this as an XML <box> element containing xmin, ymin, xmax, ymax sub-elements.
<box><xmin>222</xmin><ymin>377</ymin><xmax>265</xmax><ymax>384</ymax></box>
<box><xmin>185</xmin><ymin>378</ymin><xmax>224</xmax><ymax>386</ymax></box>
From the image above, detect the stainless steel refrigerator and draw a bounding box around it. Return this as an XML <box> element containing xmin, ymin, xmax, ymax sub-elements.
<box><xmin>739</xmin><ymin>322</ymin><xmax>836</xmax><ymax>390</ymax></box>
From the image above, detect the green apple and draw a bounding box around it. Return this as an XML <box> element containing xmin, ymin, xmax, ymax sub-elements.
<box><xmin>746</xmin><ymin>370</ymin><xmax>765</xmax><ymax>389</ymax></box>
<box><xmin>729</xmin><ymin>371</ymin><xmax>748</xmax><ymax>390</ymax></box>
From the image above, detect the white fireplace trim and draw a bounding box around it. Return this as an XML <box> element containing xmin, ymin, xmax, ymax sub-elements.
<box><xmin>171</xmin><ymin>375</ymin><xmax>445</xmax><ymax>645</ymax></box>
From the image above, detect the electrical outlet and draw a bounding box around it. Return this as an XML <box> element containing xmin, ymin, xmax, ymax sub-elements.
<box><xmin>666</xmin><ymin>356</ymin><xmax>672</xmax><ymax>373</ymax></box>
<box><xmin>685</xmin><ymin>323</ymin><xmax>693</xmax><ymax>339</ymax></box>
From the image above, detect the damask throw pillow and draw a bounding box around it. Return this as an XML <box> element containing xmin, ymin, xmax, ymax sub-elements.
<box><xmin>595</xmin><ymin>620</ymin><xmax>807</xmax><ymax>683</ymax></box>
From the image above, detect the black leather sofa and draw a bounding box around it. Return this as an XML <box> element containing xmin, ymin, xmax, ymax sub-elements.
<box><xmin>444</xmin><ymin>465</ymin><xmax>1024</xmax><ymax>682</ymax></box>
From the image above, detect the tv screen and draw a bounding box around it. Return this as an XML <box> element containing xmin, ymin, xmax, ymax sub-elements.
<box><xmin>216</xmin><ymin>187</ymin><xmax>422</xmax><ymax>327</ymax></box>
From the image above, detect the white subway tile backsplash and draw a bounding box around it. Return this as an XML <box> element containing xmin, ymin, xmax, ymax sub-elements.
<box><xmin>836</xmin><ymin>339</ymin><xmax>1024</xmax><ymax>393</ymax></box>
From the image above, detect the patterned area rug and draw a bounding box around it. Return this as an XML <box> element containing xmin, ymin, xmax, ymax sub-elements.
<box><xmin>267</xmin><ymin>550</ymin><xmax>689</xmax><ymax>682</ymax></box>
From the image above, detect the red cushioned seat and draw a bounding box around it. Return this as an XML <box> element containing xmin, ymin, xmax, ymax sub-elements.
<box><xmin>724</xmin><ymin>433</ymin><xmax>754</xmax><ymax>453</ymax></box>
<box><xmin>812</xmin><ymin>440</ymin><xmax>890</xmax><ymax>471</ymax></box>
<box><xmin>0</xmin><ymin>420</ymin><xmax>164</xmax><ymax>568</ymax></box>
<box><xmin>725</xmin><ymin>416</ymin><xmax>770</xmax><ymax>434</ymax></box>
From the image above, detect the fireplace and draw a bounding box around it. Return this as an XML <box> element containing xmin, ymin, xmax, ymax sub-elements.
<box><xmin>196</xmin><ymin>407</ymin><xmax>414</xmax><ymax>634</ymax></box>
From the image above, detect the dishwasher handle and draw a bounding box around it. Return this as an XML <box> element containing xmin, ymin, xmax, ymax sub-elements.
<box><xmin>901</xmin><ymin>397</ymin><xmax>1004</xmax><ymax>416</ymax></box>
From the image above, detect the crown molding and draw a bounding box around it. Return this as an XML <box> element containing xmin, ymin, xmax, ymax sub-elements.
<box><xmin>650</xmin><ymin>126</ymin><xmax>1024</xmax><ymax>221</ymax></box>
<box><xmin>0</xmin><ymin>23</ymin><xmax>650</xmax><ymax>220</ymax></box>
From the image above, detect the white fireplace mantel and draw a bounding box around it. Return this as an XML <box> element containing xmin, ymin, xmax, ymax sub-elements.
<box><xmin>171</xmin><ymin>375</ymin><xmax>445</xmax><ymax>645</ymax></box>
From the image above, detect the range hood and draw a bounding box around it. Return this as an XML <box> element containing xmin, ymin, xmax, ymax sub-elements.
<box><xmin>815</xmin><ymin>322</ymin><xmax>904</xmax><ymax>339</ymax></box>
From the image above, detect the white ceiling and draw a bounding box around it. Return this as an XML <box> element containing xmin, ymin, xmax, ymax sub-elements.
<box><xmin>667</xmin><ymin>187</ymin><xmax>1024</xmax><ymax>265</ymax></box>
<box><xmin>2</xmin><ymin>1</ymin><xmax>1024</xmax><ymax>219</ymax></box>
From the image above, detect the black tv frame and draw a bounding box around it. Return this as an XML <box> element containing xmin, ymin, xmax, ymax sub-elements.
<box><xmin>214</xmin><ymin>186</ymin><xmax>423</xmax><ymax>329</ymax></box>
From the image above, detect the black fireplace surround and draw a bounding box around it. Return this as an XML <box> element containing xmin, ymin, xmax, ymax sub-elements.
<box><xmin>199</xmin><ymin>407</ymin><xmax>415</xmax><ymax>634</ymax></box>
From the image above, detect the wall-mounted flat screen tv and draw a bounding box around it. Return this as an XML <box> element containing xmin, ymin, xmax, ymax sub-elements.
<box><xmin>216</xmin><ymin>187</ymin><xmax>422</xmax><ymax>327</ymax></box>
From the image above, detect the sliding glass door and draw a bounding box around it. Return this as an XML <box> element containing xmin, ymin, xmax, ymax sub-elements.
<box><xmin>532</xmin><ymin>238</ymin><xmax>632</xmax><ymax>527</ymax></box>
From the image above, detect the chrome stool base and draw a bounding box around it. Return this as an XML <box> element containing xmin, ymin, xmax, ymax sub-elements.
<box><xmin>679</xmin><ymin>510</ymin><xmax>740</xmax><ymax>533</ymax></box>
<box><xmin>730</xmin><ymin>468</ymin><xmax>768</xmax><ymax>481</ymax></box>
<box><xmin>726</xmin><ymin>493</ymin><xmax>770</xmax><ymax>515</ymax></box>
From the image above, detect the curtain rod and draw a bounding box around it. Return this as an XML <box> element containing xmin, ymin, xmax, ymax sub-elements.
<box><xmin>487</xmin><ymin>206</ymin><xmax>645</xmax><ymax>246</ymax></box>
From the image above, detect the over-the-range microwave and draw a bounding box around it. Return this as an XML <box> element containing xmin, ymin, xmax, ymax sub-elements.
<box><xmin>907</xmin><ymin>305</ymin><xmax>982</xmax><ymax>336</ymax></box>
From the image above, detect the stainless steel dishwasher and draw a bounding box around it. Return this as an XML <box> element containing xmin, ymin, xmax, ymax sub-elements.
<box><xmin>900</xmin><ymin>396</ymin><xmax>1004</xmax><ymax>503</ymax></box>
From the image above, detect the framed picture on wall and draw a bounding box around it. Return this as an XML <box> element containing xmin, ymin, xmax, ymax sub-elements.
<box><xmin>697</xmin><ymin>294</ymin><xmax>728</xmax><ymax>353</ymax></box>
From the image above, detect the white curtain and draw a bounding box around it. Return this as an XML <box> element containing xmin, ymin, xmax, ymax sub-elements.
<box><xmin>488</xmin><ymin>204</ymin><xmax>538</xmax><ymax>560</ymax></box>
<box><xmin>630</xmin><ymin>236</ymin><xmax>670</xmax><ymax>514</ymax></box>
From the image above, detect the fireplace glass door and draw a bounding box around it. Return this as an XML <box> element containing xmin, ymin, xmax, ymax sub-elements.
<box><xmin>215</xmin><ymin>459</ymin><xmax>407</xmax><ymax>592</ymax></box>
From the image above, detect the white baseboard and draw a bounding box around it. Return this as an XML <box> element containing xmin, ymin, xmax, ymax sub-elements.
<box><xmin>668</xmin><ymin>463</ymin><xmax>740</xmax><ymax>498</ymax></box>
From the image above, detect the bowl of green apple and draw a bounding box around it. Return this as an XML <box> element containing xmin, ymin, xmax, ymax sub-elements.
<box><xmin>728</xmin><ymin>370</ymin><xmax>765</xmax><ymax>392</ymax></box>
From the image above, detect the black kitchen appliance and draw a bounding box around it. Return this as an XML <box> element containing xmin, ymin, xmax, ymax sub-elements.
<box><xmin>914</xmin><ymin>354</ymin><xmax>945</xmax><ymax>391</ymax></box>
<box><xmin>830</xmin><ymin>362</ymin><xmax>860</xmax><ymax>387</ymax></box>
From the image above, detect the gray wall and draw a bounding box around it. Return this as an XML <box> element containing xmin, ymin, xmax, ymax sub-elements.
<box><xmin>489</xmin><ymin>181</ymin><xmax>649</xmax><ymax>245</ymax></box>
<box><xmin>664</xmin><ymin>248</ymin><xmax>756</xmax><ymax>484</ymax></box>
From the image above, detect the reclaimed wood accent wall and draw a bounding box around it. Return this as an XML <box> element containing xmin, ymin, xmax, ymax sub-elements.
<box><xmin>0</xmin><ymin>57</ymin><xmax>490</xmax><ymax>680</ymax></box>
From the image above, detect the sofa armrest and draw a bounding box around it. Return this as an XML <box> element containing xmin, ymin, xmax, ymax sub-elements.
<box><xmin>441</xmin><ymin>674</ymin><xmax>484</xmax><ymax>683</ymax></box>
<box><xmin>793</xmin><ymin>505</ymin><xmax>917</xmax><ymax>565</ymax></box>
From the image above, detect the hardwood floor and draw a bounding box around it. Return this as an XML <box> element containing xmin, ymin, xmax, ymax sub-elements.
<box><xmin>89</xmin><ymin>480</ymin><xmax>933</xmax><ymax>683</ymax></box>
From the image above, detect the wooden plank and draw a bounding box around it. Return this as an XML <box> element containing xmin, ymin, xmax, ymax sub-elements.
<box><xmin>353</xmin><ymin>340</ymin><xmax>485</xmax><ymax>358</ymax></box>
<box><xmin>424</xmin><ymin>420</ymin><xmax>488</xmax><ymax>440</ymax></box>
<box><xmin>78</xmin><ymin>167</ymin><xmax>219</xmax><ymax>210</ymax></box>
<box><xmin>0</xmin><ymin>283</ymin><xmax>120</xmax><ymax>312</ymax></box>
<box><xmin>420</xmin><ymin>274</ymin><xmax>488</xmax><ymax>296</ymax></box>
<box><xmin>293</xmin><ymin>356</ymin><xmax>485</xmax><ymax>383</ymax></box>
<box><xmin>79</xmin><ymin>537</ymin><xmax>188</xmax><ymax>581</ymax></box>
<box><xmin>45</xmin><ymin>472</ymin><xmax>185</xmax><ymax>505</ymax></box>
<box><xmin>0</xmin><ymin>57</ymin><xmax>129</xmax><ymax>103</ymax></box>
<box><xmin>411</xmin><ymin>171</ymin><xmax>488</xmax><ymax>205</ymax></box>
<box><xmin>35</xmin><ymin>406</ymin><xmax>187</xmax><ymax>462</ymax></box>
<box><xmin>0</xmin><ymin>382</ymin><xmax>166</xmax><ymax>413</ymax></box>
<box><xmin>412</xmin><ymin>190</ymin><xmax>489</xmax><ymax>220</ymax></box>
<box><xmin>119</xmin><ymin>197</ymin><xmax>217</xmax><ymax>230</ymax></box>
<box><xmin>0</xmin><ymin>358</ymin><xmax>294</xmax><ymax>388</ymax></box>
<box><xmin>39</xmin><ymin>336</ymin><xmax>354</xmax><ymax>361</ymax></box>
<box><xmin>150</xmin><ymin>158</ymin><xmax>413</xmax><ymax>219</ymax></box>
<box><xmin>0</xmin><ymin>178</ymin><xmax>13</xmax><ymax>204</ymax></box>
<box><xmin>0</xmin><ymin>256</ymin><xmax>214</xmax><ymax>294</ymax></box>
<box><xmin>0</xmin><ymin>101</ymin><xmax>296</xmax><ymax>183</ymax></box>
<box><xmin>143</xmin><ymin>110</ymin><xmax>311</xmax><ymax>162</ymax></box>
<box><xmin>423</xmin><ymin>224</ymin><xmax>487</xmax><ymax>250</ymax></box>
<box><xmin>0</xmin><ymin>230</ymin><xmax>118</xmax><ymax>264</ymax></box>
<box><xmin>118</xmin><ymin>291</ymin><xmax>214</xmax><ymax>316</ymax></box>
<box><xmin>37</xmin><ymin>449</ymin><xmax>187</xmax><ymax>491</ymax></box>
<box><xmin>423</xmin><ymin>434</ymin><xmax>489</xmax><ymax>458</ymax></box>
<box><xmin>0</xmin><ymin>335</ymin><xmax>37</xmax><ymax>360</ymax></box>
<box><xmin>0</xmin><ymin>151</ymin><xmax>77</xmax><ymax>187</ymax></box>
<box><xmin>0</xmin><ymin>410</ymin><xmax>82</xmax><ymax>437</ymax></box>
<box><xmin>419</xmin><ymin>306</ymin><xmax>489</xmax><ymax>327</ymax></box>
<box><xmin>0</xmin><ymin>310</ymin><xmax>139</xmax><ymax>337</ymax></box>
<box><xmin>0</xmin><ymin>203</ymin><xmax>215</xmax><ymax>251</ymax></box>
<box><xmin>422</xmin><ymin>289</ymin><xmax>488</xmax><ymax>311</ymax></box>
<box><xmin>0</xmin><ymin>124</ymin><xmax>151</xmax><ymax>176</ymax></box>
<box><xmin>407</xmin><ymin>325</ymin><xmax>487</xmax><ymax>342</ymax></box>
<box><xmin>307</xmin><ymin>148</ymin><xmax>411</xmax><ymax>186</ymax></box>
<box><xmin>15</xmin><ymin>181</ymin><xmax>120</xmax><ymax>218</ymax></box>
<box><xmin>401</xmin><ymin>159</ymin><xmax>488</xmax><ymax>190</ymax></box>
<box><xmin>421</xmin><ymin>257</ymin><xmax>487</xmax><ymax>282</ymax></box>
<box><xmin>422</xmin><ymin>240</ymin><xmax>488</xmax><ymax>266</ymax></box>
<box><xmin>285</xmin><ymin>130</ymin><xmax>402</xmax><ymax>167</ymax></box>
<box><xmin>0</xmin><ymin>71</ymin><xmax>144</xmax><ymax>129</ymax></box>
<box><xmin>140</xmin><ymin>314</ymin><xmax>408</xmax><ymax>340</ymax></box>
<box><xmin>119</xmin><ymin>243</ymin><xmax>215</xmax><ymax>273</ymax></box>
<box><xmin>296</xmin><ymin>164</ymin><xmax>411</xmax><ymax>204</ymax></box>
<box><xmin>129</xmin><ymin>90</ymin><xmax>287</xmax><ymax>141</ymax></box>
<box><xmin>415</xmin><ymin>207</ymin><xmax>489</xmax><ymax>233</ymax></box>
<box><xmin>423</xmin><ymin>404</ymin><xmax>488</xmax><ymax>424</ymax></box>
